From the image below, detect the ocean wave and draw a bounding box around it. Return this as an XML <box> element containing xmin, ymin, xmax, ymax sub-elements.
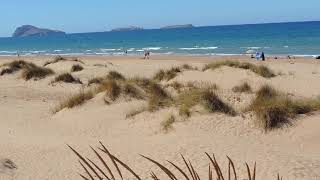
<box><xmin>179</xmin><ymin>47</ymin><xmax>218</xmax><ymax>50</ymax></box>
<box><xmin>100</xmin><ymin>48</ymin><xmax>121</xmax><ymax>52</ymax></box>
<box><xmin>127</xmin><ymin>48</ymin><xmax>135</xmax><ymax>52</ymax></box>
<box><xmin>246</xmin><ymin>47</ymin><xmax>261</xmax><ymax>50</ymax></box>
<box><xmin>0</xmin><ymin>50</ymin><xmax>17</xmax><ymax>54</ymax></box>
<box><xmin>143</xmin><ymin>47</ymin><xmax>162</xmax><ymax>50</ymax></box>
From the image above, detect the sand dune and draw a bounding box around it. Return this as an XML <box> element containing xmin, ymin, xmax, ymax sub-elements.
<box><xmin>0</xmin><ymin>55</ymin><xmax>320</xmax><ymax>179</ymax></box>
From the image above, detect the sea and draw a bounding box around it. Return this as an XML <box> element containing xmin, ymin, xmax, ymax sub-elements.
<box><xmin>0</xmin><ymin>21</ymin><xmax>320</xmax><ymax>57</ymax></box>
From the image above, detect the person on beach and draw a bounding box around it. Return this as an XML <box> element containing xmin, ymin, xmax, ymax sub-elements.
<box><xmin>144</xmin><ymin>50</ymin><xmax>150</xmax><ymax>59</ymax></box>
<box><xmin>256</xmin><ymin>52</ymin><xmax>260</xmax><ymax>60</ymax></box>
<box><xmin>261</xmin><ymin>52</ymin><xmax>265</xmax><ymax>61</ymax></box>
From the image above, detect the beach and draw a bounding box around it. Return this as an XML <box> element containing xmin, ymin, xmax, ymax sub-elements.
<box><xmin>1</xmin><ymin>55</ymin><xmax>320</xmax><ymax>180</ymax></box>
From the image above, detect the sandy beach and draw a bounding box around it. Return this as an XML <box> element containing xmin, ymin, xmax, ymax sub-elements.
<box><xmin>1</xmin><ymin>55</ymin><xmax>320</xmax><ymax>180</ymax></box>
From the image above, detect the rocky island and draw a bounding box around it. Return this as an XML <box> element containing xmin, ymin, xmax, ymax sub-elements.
<box><xmin>110</xmin><ymin>26</ymin><xmax>144</xmax><ymax>32</ymax></box>
<box><xmin>12</xmin><ymin>25</ymin><xmax>66</xmax><ymax>37</ymax></box>
<box><xmin>161</xmin><ymin>24</ymin><xmax>195</xmax><ymax>29</ymax></box>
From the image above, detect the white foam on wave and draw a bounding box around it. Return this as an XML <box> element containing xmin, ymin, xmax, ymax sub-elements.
<box><xmin>179</xmin><ymin>47</ymin><xmax>218</xmax><ymax>50</ymax></box>
<box><xmin>0</xmin><ymin>50</ymin><xmax>17</xmax><ymax>54</ymax></box>
<box><xmin>143</xmin><ymin>47</ymin><xmax>162</xmax><ymax>50</ymax></box>
<box><xmin>54</xmin><ymin>50</ymin><xmax>62</xmax><ymax>52</ymax></box>
<box><xmin>100</xmin><ymin>48</ymin><xmax>122</xmax><ymax>52</ymax></box>
<box><xmin>246</xmin><ymin>47</ymin><xmax>261</xmax><ymax>50</ymax></box>
<box><xmin>127</xmin><ymin>48</ymin><xmax>135</xmax><ymax>52</ymax></box>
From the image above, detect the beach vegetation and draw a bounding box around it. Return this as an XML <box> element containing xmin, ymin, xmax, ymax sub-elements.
<box><xmin>203</xmin><ymin>61</ymin><xmax>275</xmax><ymax>78</ymax></box>
<box><xmin>54</xmin><ymin>90</ymin><xmax>94</xmax><ymax>112</ymax></box>
<box><xmin>53</xmin><ymin>73</ymin><xmax>82</xmax><ymax>84</ymax></box>
<box><xmin>68</xmin><ymin>142</ymin><xmax>283</xmax><ymax>180</ymax></box>
<box><xmin>71</xmin><ymin>64</ymin><xmax>84</xmax><ymax>72</ymax></box>
<box><xmin>153</xmin><ymin>67</ymin><xmax>182</xmax><ymax>81</ymax></box>
<box><xmin>232</xmin><ymin>82</ymin><xmax>252</xmax><ymax>93</ymax></box>
<box><xmin>43</xmin><ymin>56</ymin><xmax>84</xmax><ymax>66</ymax></box>
<box><xmin>22</xmin><ymin>66</ymin><xmax>54</xmax><ymax>80</ymax></box>
<box><xmin>161</xmin><ymin>114</ymin><xmax>176</xmax><ymax>132</ymax></box>
<box><xmin>106</xmin><ymin>71</ymin><xmax>126</xmax><ymax>81</ymax></box>
<box><xmin>249</xmin><ymin>85</ymin><xmax>320</xmax><ymax>130</ymax></box>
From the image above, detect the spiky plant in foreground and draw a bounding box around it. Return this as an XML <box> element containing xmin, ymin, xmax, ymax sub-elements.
<box><xmin>68</xmin><ymin>142</ymin><xmax>283</xmax><ymax>180</ymax></box>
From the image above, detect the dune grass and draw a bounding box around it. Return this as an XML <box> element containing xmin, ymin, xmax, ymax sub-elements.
<box><xmin>176</xmin><ymin>88</ymin><xmax>236</xmax><ymax>117</ymax></box>
<box><xmin>1</xmin><ymin>60</ymin><xmax>36</xmax><ymax>75</ymax></box>
<box><xmin>44</xmin><ymin>56</ymin><xmax>84</xmax><ymax>66</ymax></box>
<box><xmin>71</xmin><ymin>64</ymin><xmax>84</xmax><ymax>72</ymax></box>
<box><xmin>106</xmin><ymin>71</ymin><xmax>126</xmax><ymax>81</ymax></box>
<box><xmin>68</xmin><ymin>142</ymin><xmax>284</xmax><ymax>180</ymax></box>
<box><xmin>88</xmin><ymin>77</ymin><xmax>104</xmax><ymax>86</ymax></box>
<box><xmin>232</xmin><ymin>82</ymin><xmax>252</xmax><ymax>93</ymax></box>
<box><xmin>53</xmin><ymin>73</ymin><xmax>82</xmax><ymax>84</ymax></box>
<box><xmin>249</xmin><ymin>85</ymin><xmax>320</xmax><ymax>130</ymax></box>
<box><xmin>125</xmin><ymin>106</ymin><xmax>148</xmax><ymax>119</ymax></box>
<box><xmin>22</xmin><ymin>66</ymin><xmax>54</xmax><ymax>80</ymax></box>
<box><xmin>55</xmin><ymin>90</ymin><xmax>94</xmax><ymax>112</ymax></box>
<box><xmin>153</xmin><ymin>67</ymin><xmax>182</xmax><ymax>81</ymax></box>
<box><xmin>101</xmin><ymin>80</ymin><xmax>121</xmax><ymax>103</ymax></box>
<box><xmin>161</xmin><ymin>114</ymin><xmax>176</xmax><ymax>132</ymax></box>
<box><xmin>203</xmin><ymin>61</ymin><xmax>275</xmax><ymax>78</ymax></box>
<box><xmin>0</xmin><ymin>60</ymin><xmax>55</xmax><ymax>80</ymax></box>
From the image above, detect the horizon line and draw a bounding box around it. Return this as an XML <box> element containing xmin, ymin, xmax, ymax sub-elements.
<box><xmin>2</xmin><ymin>20</ymin><xmax>320</xmax><ymax>38</ymax></box>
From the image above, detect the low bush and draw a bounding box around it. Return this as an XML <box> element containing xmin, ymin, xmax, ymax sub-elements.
<box><xmin>71</xmin><ymin>64</ymin><xmax>84</xmax><ymax>72</ymax></box>
<box><xmin>249</xmin><ymin>85</ymin><xmax>320</xmax><ymax>130</ymax></box>
<box><xmin>232</xmin><ymin>82</ymin><xmax>252</xmax><ymax>93</ymax></box>
<box><xmin>203</xmin><ymin>61</ymin><xmax>275</xmax><ymax>78</ymax></box>
<box><xmin>54</xmin><ymin>73</ymin><xmax>82</xmax><ymax>84</ymax></box>
<box><xmin>55</xmin><ymin>90</ymin><xmax>94</xmax><ymax>112</ymax></box>
<box><xmin>22</xmin><ymin>66</ymin><xmax>54</xmax><ymax>80</ymax></box>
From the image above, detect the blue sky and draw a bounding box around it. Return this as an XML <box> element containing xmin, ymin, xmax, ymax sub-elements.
<box><xmin>0</xmin><ymin>0</ymin><xmax>319</xmax><ymax>37</ymax></box>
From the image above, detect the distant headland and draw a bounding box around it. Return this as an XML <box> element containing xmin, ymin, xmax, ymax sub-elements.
<box><xmin>12</xmin><ymin>25</ymin><xmax>66</xmax><ymax>37</ymax></box>
<box><xmin>161</xmin><ymin>24</ymin><xmax>195</xmax><ymax>29</ymax></box>
<box><xmin>110</xmin><ymin>26</ymin><xmax>144</xmax><ymax>32</ymax></box>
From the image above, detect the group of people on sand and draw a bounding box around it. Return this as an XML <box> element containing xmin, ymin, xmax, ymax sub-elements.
<box><xmin>251</xmin><ymin>52</ymin><xmax>265</xmax><ymax>61</ymax></box>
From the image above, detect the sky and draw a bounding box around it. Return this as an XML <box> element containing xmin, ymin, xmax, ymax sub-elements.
<box><xmin>0</xmin><ymin>0</ymin><xmax>319</xmax><ymax>37</ymax></box>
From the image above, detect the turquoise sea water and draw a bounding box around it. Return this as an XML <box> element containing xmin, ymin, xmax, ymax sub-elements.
<box><xmin>0</xmin><ymin>21</ymin><xmax>320</xmax><ymax>56</ymax></box>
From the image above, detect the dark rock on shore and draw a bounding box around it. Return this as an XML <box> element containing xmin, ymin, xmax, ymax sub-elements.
<box><xmin>12</xmin><ymin>25</ymin><xmax>66</xmax><ymax>37</ymax></box>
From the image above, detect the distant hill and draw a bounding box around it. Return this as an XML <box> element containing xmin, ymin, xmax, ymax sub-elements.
<box><xmin>12</xmin><ymin>25</ymin><xmax>66</xmax><ymax>37</ymax></box>
<box><xmin>110</xmin><ymin>26</ymin><xmax>144</xmax><ymax>32</ymax></box>
<box><xmin>161</xmin><ymin>24</ymin><xmax>195</xmax><ymax>29</ymax></box>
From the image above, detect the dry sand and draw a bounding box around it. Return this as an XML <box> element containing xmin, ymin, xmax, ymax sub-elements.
<box><xmin>0</xmin><ymin>55</ymin><xmax>320</xmax><ymax>179</ymax></box>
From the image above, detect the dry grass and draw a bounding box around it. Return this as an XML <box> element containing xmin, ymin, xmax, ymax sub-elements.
<box><xmin>71</xmin><ymin>64</ymin><xmax>84</xmax><ymax>72</ymax></box>
<box><xmin>106</xmin><ymin>71</ymin><xmax>126</xmax><ymax>81</ymax></box>
<box><xmin>153</xmin><ymin>67</ymin><xmax>182</xmax><ymax>81</ymax></box>
<box><xmin>44</xmin><ymin>56</ymin><xmax>84</xmax><ymax>66</ymax></box>
<box><xmin>68</xmin><ymin>142</ymin><xmax>284</xmax><ymax>180</ymax></box>
<box><xmin>53</xmin><ymin>73</ymin><xmax>82</xmax><ymax>84</ymax></box>
<box><xmin>125</xmin><ymin>106</ymin><xmax>148</xmax><ymax>119</ymax></box>
<box><xmin>161</xmin><ymin>114</ymin><xmax>176</xmax><ymax>132</ymax></box>
<box><xmin>203</xmin><ymin>61</ymin><xmax>275</xmax><ymax>78</ymax></box>
<box><xmin>176</xmin><ymin>88</ymin><xmax>236</xmax><ymax>117</ymax></box>
<box><xmin>249</xmin><ymin>85</ymin><xmax>320</xmax><ymax>130</ymax></box>
<box><xmin>88</xmin><ymin>77</ymin><xmax>104</xmax><ymax>86</ymax></box>
<box><xmin>122</xmin><ymin>83</ymin><xmax>145</xmax><ymax>100</ymax></box>
<box><xmin>1</xmin><ymin>60</ymin><xmax>36</xmax><ymax>75</ymax></box>
<box><xmin>55</xmin><ymin>90</ymin><xmax>94</xmax><ymax>112</ymax></box>
<box><xmin>0</xmin><ymin>60</ymin><xmax>54</xmax><ymax>80</ymax></box>
<box><xmin>0</xmin><ymin>68</ymin><xmax>14</xmax><ymax>76</ymax></box>
<box><xmin>232</xmin><ymin>82</ymin><xmax>252</xmax><ymax>93</ymax></box>
<box><xmin>165</xmin><ymin>81</ymin><xmax>184</xmax><ymax>92</ymax></box>
<box><xmin>22</xmin><ymin>66</ymin><xmax>54</xmax><ymax>80</ymax></box>
<box><xmin>147</xmin><ymin>83</ymin><xmax>172</xmax><ymax>111</ymax></box>
<box><xmin>101</xmin><ymin>80</ymin><xmax>121</xmax><ymax>103</ymax></box>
